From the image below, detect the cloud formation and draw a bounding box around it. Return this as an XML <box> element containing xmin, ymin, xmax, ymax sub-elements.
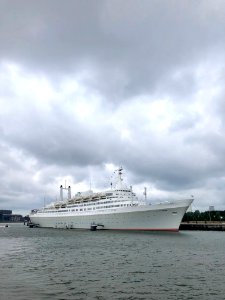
<box><xmin>0</xmin><ymin>0</ymin><xmax>225</xmax><ymax>214</ymax></box>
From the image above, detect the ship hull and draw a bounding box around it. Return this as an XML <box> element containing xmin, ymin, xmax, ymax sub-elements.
<box><xmin>30</xmin><ymin>199</ymin><xmax>192</xmax><ymax>231</ymax></box>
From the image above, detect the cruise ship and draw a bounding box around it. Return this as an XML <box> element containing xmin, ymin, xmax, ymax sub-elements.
<box><xmin>29</xmin><ymin>168</ymin><xmax>193</xmax><ymax>231</ymax></box>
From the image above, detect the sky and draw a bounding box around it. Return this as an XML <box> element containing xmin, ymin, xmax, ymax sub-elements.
<box><xmin>0</xmin><ymin>0</ymin><xmax>225</xmax><ymax>215</ymax></box>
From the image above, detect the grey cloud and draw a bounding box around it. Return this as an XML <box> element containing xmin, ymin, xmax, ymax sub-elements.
<box><xmin>169</xmin><ymin>113</ymin><xmax>199</xmax><ymax>132</ymax></box>
<box><xmin>0</xmin><ymin>0</ymin><xmax>225</xmax><ymax>100</ymax></box>
<box><xmin>1</xmin><ymin>99</ymin><xmax>119</xmax><ymax>167</ymax></box>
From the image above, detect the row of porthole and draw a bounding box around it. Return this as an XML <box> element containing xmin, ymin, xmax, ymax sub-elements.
<box><xmin>40</xmin><ymin>203</ymin><xmax>135</xmax><ymax>214</ymax></box>
<box><xmin>67</xmin><ymin>197</ymin><xmax>132</xmax><ymax>208</ymax></box>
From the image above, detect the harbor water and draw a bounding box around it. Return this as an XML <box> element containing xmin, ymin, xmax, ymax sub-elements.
<box><xmin>0</xmin><ymin>223</ymin><xmax>225</xmax><ymax>300</ymax></box>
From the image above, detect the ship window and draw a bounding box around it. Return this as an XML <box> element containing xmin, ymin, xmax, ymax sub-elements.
<box><xmin>172</xmin><ymin>211</ymin><xmax>177</xmax><ymax>214</ymax></box>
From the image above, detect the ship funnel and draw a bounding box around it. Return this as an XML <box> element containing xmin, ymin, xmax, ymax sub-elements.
<box><xmin>68</xmin><ymin>186</ymin><xmax>71</xmax><ymax>200</ymax></box>
<box><xmin>60</xmin><ymin>185</ymin><xmax>63</xmax><ymax>201</ymax></box>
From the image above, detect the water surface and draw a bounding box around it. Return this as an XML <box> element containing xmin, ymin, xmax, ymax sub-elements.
<box><xmin>1</xmin><ymin>224</ymin><xmax>224</xmax><ymax>299</ymax></box>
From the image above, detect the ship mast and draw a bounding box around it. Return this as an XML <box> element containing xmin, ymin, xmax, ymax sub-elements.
<box><xmin>117</xmin><ymin>167</ymin><xmax>123</xmax><ymax>189</ymax></box>
<box><xmin>143</xmin><ymin>187</ymin><xmax>147</xmax><ymax>201</ymax></box>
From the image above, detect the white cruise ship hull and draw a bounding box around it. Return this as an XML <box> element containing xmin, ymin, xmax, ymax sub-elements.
<box><xmin>30</xmin><ymin>199</ymin><xmax>193</xmax><ymax>231</ymax></box>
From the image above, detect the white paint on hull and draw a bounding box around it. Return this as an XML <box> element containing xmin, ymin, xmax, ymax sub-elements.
<box><xmin>30</xmin><ymin>199</ymin><xmax>192</xmax><ymax>231</ymax></box>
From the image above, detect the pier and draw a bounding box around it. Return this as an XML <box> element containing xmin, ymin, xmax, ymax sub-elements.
<box><xmin>180</xmin><ymin>221</ymin><xmax>225</xmax><ymax>231</ymax></box>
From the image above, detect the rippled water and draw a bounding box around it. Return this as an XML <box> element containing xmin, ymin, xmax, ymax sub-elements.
<box><xmin>0</xmin><ymin>224</ymin><xmax>225</xmax><ymax>300</ymax></box>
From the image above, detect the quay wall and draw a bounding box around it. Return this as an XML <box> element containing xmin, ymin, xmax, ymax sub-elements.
<box><xmin>180</xmin><ymin>221</ymin><xmax>225</xmax><ymax>231</ymax></box>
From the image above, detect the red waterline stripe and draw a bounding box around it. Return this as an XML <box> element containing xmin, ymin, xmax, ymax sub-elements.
<box><xmin>109</xmin><ymin>228</ymin><xmax>179</xmax><ymax>232</ymax></box>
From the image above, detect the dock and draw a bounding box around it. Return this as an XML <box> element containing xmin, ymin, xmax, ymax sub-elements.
<box><xmin>180</xmin><ymin>221</ymin><xmax>225</xmax><ymax>231</ymax></box>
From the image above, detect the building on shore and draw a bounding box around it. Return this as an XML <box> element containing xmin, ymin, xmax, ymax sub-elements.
<box><xmin>0</xmin><ymin>210</ymin><xmax>24</xmax><ymax>222</ymax></box>
<box><xmin>209</xmin><ymin>206</ymin><xmax>215</xmax><ymax>211</ymax></box>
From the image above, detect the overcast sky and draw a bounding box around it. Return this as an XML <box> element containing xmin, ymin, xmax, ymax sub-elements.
<box><xmin>0</xmin><ymin>0</ymin><xmax>225</xmax><ymax>215</ymax></box>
